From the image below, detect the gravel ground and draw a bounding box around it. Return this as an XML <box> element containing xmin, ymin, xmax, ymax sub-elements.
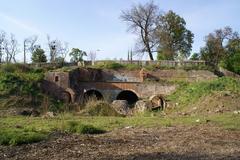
<box><xmin>0</xmin><ymin>125</ymin><xmax>240</xmax><ymax>160</ymax></box>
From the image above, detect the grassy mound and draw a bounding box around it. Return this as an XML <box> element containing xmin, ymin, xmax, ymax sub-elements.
<box><xmin>81</xmin><ymin>100</ymin><xmax>122</xmax><ymax>117</ymax></box>
<box><xmin>167</xmin><ymin>77</ymin><xmax>240</xmax><ymax>112</ymax></box>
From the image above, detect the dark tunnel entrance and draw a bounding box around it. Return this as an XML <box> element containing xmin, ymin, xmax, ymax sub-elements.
<box><xmin>83</xmin><ymin>90</ymin><xmax>104</xmax><ymax>102</ymax></box>
<box><xmin>116</xmin><ymin>90</ymin><xmax>138</xmax><ymax>105</ymax></box>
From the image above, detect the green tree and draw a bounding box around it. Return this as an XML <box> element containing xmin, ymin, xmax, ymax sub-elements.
<box><xmin>157</xmin><ymin>11</ymin><xmax>194</xmax><ymax>60</ymax></box>
<box><xmin>31</xmin><ymin>48</ymin><xmax>47</xmax><ymax>63</ymax></box>
<box><xmin>200</xmin><ymin>27</ymin><xmax>238</xmax><ymax>66</ymax></box>
<box><xmin>157</xmin><ymin>50</ymin><xmax>167</xmax><ymax>60</ymax></box>
<box><xmin>190</xmin><ymin>53</ymin><xmax>200</xmax><ymax>60</ymax></box>
<box><xmin>69</xmin><ymin>48</ymin><xmax>87</xmax><ymax>62</ymax></box>
<box><xmin>223</xmin><ymin>36</ymin><xmax>240</xmax><ymax>74</ymax></box>
<box><xmin>224</xmin><ymin>51</ymin><xmax>240</xmax><ymax>74</ymax></box>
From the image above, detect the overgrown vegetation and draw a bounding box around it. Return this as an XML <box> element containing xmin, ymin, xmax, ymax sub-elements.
<box><xmin>0</xmin><ymin>64</ymin><xmax>44</xmax><ymax>108</ymax></box>
<box><xmin>167</xmin><ymin>77</ymin><xmax>240</xmax><ymax>107</ymax></box>
<box><xmin>80</xmin><ymin>100</ymin><xmax>122</xmax><ymax>117</ymax></box>
<box><xmin>222</xmin><ymin>51</ymin><xmax>240</xmax><ymax>74</ymax></box>
<box><xmin>91</xmin><ymin>60</ymin><xmax>212</xmax><ymax>71</ymax></box>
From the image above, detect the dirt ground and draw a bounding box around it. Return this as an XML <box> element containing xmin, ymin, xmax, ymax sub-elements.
<box><xmin>0</xmin><ymin>124</ymin><xmax>240</xmax><ymax>160</ymax></box>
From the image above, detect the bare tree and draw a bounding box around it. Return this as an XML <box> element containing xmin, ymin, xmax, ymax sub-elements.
<box><xmin>47</xmin><ymin>35</ymin><xmax>57</xmax><ymax>62</ymax></box>
<box><xmin>88</xmin><ymin>51</ymin><xmax>96</xmax><ymax>65</ymax></box>
<box><xmin>47</xmin><ymin>35</ymin><xmax>69</xmax><ymax>63</ymax></box>
<box><xmin>58</xmin><ymin>42</ymin><xmax>69</xmax><ymax>63</ymax></box>
<box><xmin>120</xmin><ymin>1</ymin><xmax>160</xmax><ymax>60</ymax></box>
<box><xmin>0</xmin><ymin>30</ymin><xmax>6</xmax><ymax>63</ymax></box>
<box><xmin>4</xmin><ymin>34</ymin><xmax>18</xmax><ymax>63</ymax></box>
<box><xmin>23</xmin><ymin>35</ymin><xmax>38</xmax><ymax>63</ymax></box>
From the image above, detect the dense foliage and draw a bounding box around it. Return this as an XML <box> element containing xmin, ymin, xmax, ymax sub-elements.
<box><xmin>31</xmin><ymin>48</ymin><xmax>47</xmax><ymax>63</ymax></box>
<box><xmin>69</xmin><ymin>48</ymin><xmax>87</xmax><ymax>62</ymax></box>
<box><xmin>157</xmin><ymin>10</ymin><xmax>194</xmax><ymax>60</ymax></box>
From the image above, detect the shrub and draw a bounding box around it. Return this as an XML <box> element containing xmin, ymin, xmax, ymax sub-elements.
<box><xmin>66</xmin><ymin>121</ymin><xmax>105</xmax><ymax>134</ymax></box>
<box><xmin>81</xmin><ymin>100</ymin><xmax>122</xmax><ymax>117</ymax></box>
<box><xmin>223</xmin><ymin>52</ymin><xmax>240</xmax><ymax>74</ymax></box>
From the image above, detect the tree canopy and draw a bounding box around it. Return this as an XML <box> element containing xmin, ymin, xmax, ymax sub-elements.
<box><xmin>31</xmin><ymin>48</ymin><xmax>47</xmax><ymax>63</ymax></box>
<box><xmin>200</xmin><ymin>27</ymin><xmax>239</xmax><ymax>66</ymax></box>
<box><xmin>69</xmin><ymin>48</ymin><xmax>87</xmax><ymax>62</ymax></box>
<box><xmin>157</xmin><ymin>11</ymin><xmax>194</xmax><ymax>60</ymax></box>
<box><xmin>121</xmin><ymin>2</ymin><xmax>194</xmax><ymax>60</ymax></box>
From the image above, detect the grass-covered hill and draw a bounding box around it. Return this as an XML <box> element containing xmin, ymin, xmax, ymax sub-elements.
<box><xmin>166</xmin><ymin>77</ymin><xmax>240</xmax><ymax>115</ymax></box>
<box><xmin>0</xmin><ymin>63</ymin><xmax>240</xmax><ymax>146</ymax></box>
<box><xmin>0</xmin><ymin>64</ymin><xmax>44</xmax><ymax>109</ymax></box>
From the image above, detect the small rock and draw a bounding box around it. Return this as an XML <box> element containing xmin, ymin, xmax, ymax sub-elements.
<box><xmin>196</xmin><ymin>119</ymin><xmax>200</xmax><ymax>123</ymax></box>
<box><xmin>31</xmin><ymin>110</ymin><xmax>40</xmax><ymax>117</ymax></box>
<box><xmin>16</xmin><ymin>124</ymin><xmax>23</xmax><ymax>129</ymax></box>
<box><xmin>125</xmin><ymin>126</ymin><xmax>133</xmax><ymax>129</ymax></box>
<box><xmin>19</xmin><ymin>109</ymin><xmax>32</xmax><ymax>116</ymax></box>
<box><xmin>134</xmin><ymin>100</ymin><xmax>153</xmax><ymax>113</ymax></box>
<box><xmin>206</xmin><ymin>120</ymin><xmax>211</xmax><ymax>123</ymax></box>
<box><xmin>233</xmin><ymin>110</ymin><xmax>240</xmax><ymax>114</ymax></box>
<box><xmin>223</xmin><ymin>91</ymin><xmax>231</xmax><ymax>96</ymax></box>
<box><xmin>215</xmin><ymin>109</ymin><xmax>223</xmax><ymax>113</ymax></box>
<box><xmin>112</xmin><ymin>100</ymin><xmax>129</xmax><ymax>116</ymax></box>
<box><xmin>42</xmin><ymin>112</ymin><xmax>55</xmax><ymax>118</ymax></box>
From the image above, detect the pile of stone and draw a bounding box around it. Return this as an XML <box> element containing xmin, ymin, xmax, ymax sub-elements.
<box><xmin>111</xmin><ymin>95</ymin><xmax>166</xmax><ymax>116</ymax></box>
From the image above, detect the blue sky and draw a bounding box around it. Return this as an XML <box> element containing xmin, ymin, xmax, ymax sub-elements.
<box><xmin>0</xmin><ymin>0</ymin><xmax>239</xmax><ymax>62</ymax></box>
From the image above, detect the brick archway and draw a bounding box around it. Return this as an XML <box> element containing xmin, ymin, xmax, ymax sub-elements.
<box><xmin>116</xmin><ymin>90</ymin><xmax>139</xmax><ymax>105</ymax></box>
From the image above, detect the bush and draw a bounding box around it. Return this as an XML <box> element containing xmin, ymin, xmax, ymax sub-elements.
<box><xmin>223</xmin><ymin>52</ymin><xmax>240</xmax><ymax>74</ymax></box>
<box><xmin>66</xmin><ymin>121</ymin><xmax>105</xmax><ymax>134</ymax></box>
<box><xmin>81</xmin><ymin>100</ymin><xmax>122</xmax><ymax>117</ymax></box>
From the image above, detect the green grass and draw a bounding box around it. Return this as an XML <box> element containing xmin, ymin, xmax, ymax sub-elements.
<box><xmin>0</xmin><ymin>130</ymin><xmax>47</xmax><ymax>146</ymax></box>
<box><xmin>0</xmin><ymin>113</ymin><xmax>239</xmax><ymax>145</ymax></box>
<box><xmin>167</xmin><ymin>77</ymin><xmax>240</xmax><ymax>107</ymax></box>
<box><xmin>66</xmin><ymin>121</ymin><xmax>106</xmax><ymax>134</ymax></box>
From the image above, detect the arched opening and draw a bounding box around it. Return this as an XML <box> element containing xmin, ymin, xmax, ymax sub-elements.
<box><xmin>150</xmin><ymin>95</ymin><xmax>166</xmax><ymax>110</ymax></box>
<box><xmin>61</xmin><ymin>91</ymin><xmax>72</xmax><ymax>103</ymax></box>
<box><xmin>83</xmin><ymin>90</ymin><xmax>104</xmax><ymax>102</ymax></box>
<box><xmin>116</xmin><ymin>90</ymin><xmax>138</xmax><ymax>105</ymax></box>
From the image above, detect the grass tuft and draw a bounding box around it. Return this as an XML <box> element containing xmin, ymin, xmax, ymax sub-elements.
<box><xmin>66</xmin><ymin>121</ymin><xmax>106</xmax><ymax>134</ymax></box>
<box><xmin>0</xmin><ymin>130</ymin><xmax>47</xmax><ymax>146</ymax></box>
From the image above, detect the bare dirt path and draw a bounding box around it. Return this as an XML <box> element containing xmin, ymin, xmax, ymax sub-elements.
<box><xmin>0</xmin><ymin>125</ymin><xmax>240</xmax><ymax>160</ymax></box>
